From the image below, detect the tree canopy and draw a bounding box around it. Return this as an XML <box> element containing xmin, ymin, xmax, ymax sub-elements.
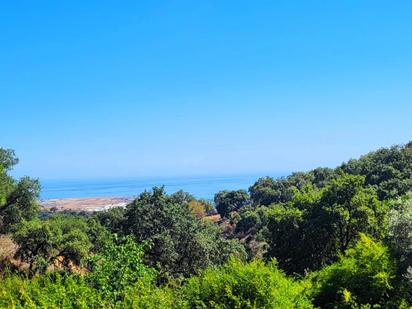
<box><xmin>118</xmin><ymin>187</ymin><xmax>245</xmax><ymax>279</ymax></box>
<box><xmin>0</xmin><ymin>148</ymin><xmax>40</xmax><ymax>233</ymax></box>
<box><xmin>214</xmin><ymin>189</ymin><xmax>250</xmax><ymax>218</ymax></box>
<box><xmin>2</xmin><ymin>142</ymin><xmax>412</xmax><ymax>307</ymax></box>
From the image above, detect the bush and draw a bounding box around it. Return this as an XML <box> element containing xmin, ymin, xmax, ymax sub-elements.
<box><xmin>122</xmin><ymin>280</ymin><xmax>174</xmax><ymax>309</ymax></box>
<box><xmin>86</xmin><ymin>235</ymin><xmax>155</xmax><ymax>302</ymax></box>
<box><xmin>0</xmin><ymin>272</ymin><xmax>106</xmax><ymax>308</ymax></box>
<box><xmin>178</xmin><ymin>258</ymin><xmax>313</xmax><ymax>308</ymax></box>
<box><xmin>311</xmin><ymin>234</ymin><xmax>396</xmax><ymax>308</ymax></box>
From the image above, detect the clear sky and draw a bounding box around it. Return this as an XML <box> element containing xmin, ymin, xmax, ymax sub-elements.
<box><xmin>2</xmin><ymin>1</ymin><xmax>412</xmax><ymax>180</ymax></box>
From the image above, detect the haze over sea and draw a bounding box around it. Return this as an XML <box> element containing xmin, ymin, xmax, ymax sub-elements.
<box><xmin>40</xmin><ymin>174</ymin><xmax>282</xmax><ymax>200</ymax></box>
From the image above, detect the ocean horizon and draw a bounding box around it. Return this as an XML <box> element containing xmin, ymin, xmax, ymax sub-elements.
<box><xmin>39</xmin><ymin>174</ymin><xmax>285</xmax><ymax>200</ymax></box>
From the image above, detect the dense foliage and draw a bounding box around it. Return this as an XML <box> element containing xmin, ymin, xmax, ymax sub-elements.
<box><xmin>1</xmin><ymin>142</ymin><xmax>412</xmax><ymax>308</ymax></box>
<box><xmin>311</xmin><ymin>234</ymin><xmax>397</xmax><ymax>308</ymax></box>
<box><xmin>13</xmin><ymin>217</ymin><xmax>91</xmax><ymax>274</ymax></box>
<box><xmin>0</xmin><ymin>148</ymin><xmax>40</xmax><ymax>233</ymax></box>
<box><xmin>214</xmin><ymin>189</ymin><xmax>250</xmax><ymax>218</ymax></box>
<box><xmin>86</xmin><ymin>235</ymin><xmax>155</xmax><ymax>302</ymax></box>
<box><xmin>178</xmin><ymin>258</ymin><xmax>313</xmax><ymax>308</ymax></box>
<box><xmin>99</xmin><ymin>187</ymin><xmax>246</xmax><ymax>279</ymax></box>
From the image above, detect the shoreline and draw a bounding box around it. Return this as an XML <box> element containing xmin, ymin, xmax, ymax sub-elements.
<box><xmin>40</xmin><ymin>196</ymin><xmax>135</xmax><ymax>212</ymax></box>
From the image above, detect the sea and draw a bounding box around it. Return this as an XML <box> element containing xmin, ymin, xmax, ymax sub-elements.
<box><xmin>39</xmin><ymin>174</ymin><xmax>283</xmax><ymax>201</ymax></box>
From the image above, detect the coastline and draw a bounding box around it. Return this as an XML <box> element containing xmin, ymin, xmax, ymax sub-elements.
<box><xmin>40</xmin><ymin>196</ymin><xmax>135</xmax><ymax>212</ymax></box>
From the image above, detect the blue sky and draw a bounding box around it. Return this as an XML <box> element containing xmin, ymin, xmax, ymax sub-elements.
<box><xmin>2</xmin><ymin>1</ymin><xmax>412</xmax><ymax>180</ymax></box>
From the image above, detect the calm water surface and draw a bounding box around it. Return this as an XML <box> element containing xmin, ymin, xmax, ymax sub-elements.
<box><xmin>40</xmin><ymin>174</ymin><xmax>283</xmax><ymax>200</ymax></box>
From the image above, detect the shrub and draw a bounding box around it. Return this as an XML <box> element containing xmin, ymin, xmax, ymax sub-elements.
<box><xmin>178</xmin><ymin>258</ymin><xmax>313</xmax><ymax>308</ymax></box>
<box><xmin>0</xmin><ymin>272</ymin><xmax>106</xmax><ymax>308</ymax></box>
<box><xmin>311</xmin><ymin>234</ymin><xmax>396</xmax><ymax>308</ymax></box>
<box><xmin>86</xmin><ymin>235</ymin><xmax>155</xmax><ymax>302</ymax></box>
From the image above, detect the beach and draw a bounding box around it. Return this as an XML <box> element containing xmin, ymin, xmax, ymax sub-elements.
<box><xmin>40</xmin><ymin>196</ymin><xmax>134</xmax><ymax>212</ymax></box>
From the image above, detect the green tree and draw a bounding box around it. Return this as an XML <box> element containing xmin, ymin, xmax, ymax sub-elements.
<box><xmin>264</xmin><ymin>205</ymin><xmax>307</xmax><ymax>273</ymax></box>
<box><xmin>387</xmin><ymin>195</ymin><xmax>412</xmax><ymax>271</ymax></box>
<box><xmin>263</xmin><ymin>175</ymin><xmax>384</xmax><ymax>274</ymax></box>
<box><xmin>123</xmin><ymin>187</ymin><xmax>245</xmax><ymax>279</ymax></box>
<box><xmin>247</xmin><ymin>171</ymin><xmax>332</xmax><ymax>207</ymax></box>
<box><xmin>235</xmin><ymin>205</ymin><xmax>268</xmax><ymax>235</ymax></box>
<box><xmin>0</xmin><ymin>148</ymin><xmax>40</xmax><ymax>233</ymax></box>
<box><xmin>214</xmin><ymin>189</ymin><xmax>250</xmax><ymax>218</ymax></box>
<box><xmin>310</xmin><ymin>167</ymin><xmax>338</xmax><ymax>188</ymax></box>
<box><xmin>341</xmin><ymin>142</ymin><xmax>412</xmax><ymax>200</ymax></box>
<box><xmin>319</xmin><ymin>174</ymin><xmax>384</xmax><ymax>253</ymax></box>
<box><xmin>95</xmin><ymin>206</ymin><xmax>126</xmax><ymax>234</ymax></box>
<box><xmin>169</xmin><ymin>190</ymin><xmax>195</xmax><ymax>204</ymax></box>
<box><xmin>387</xmin><ymin>194</ymin><xmax>412</xmax><ymax>303</ymax></box>
<box><xmin>13</xmin><ymin>216</ymin><xmax>92</xmax><ymax>274</ymax></box>
<box><xmin>249</xmin><ymin>176</ymin><xmax>294</xmax><ymax>206</ymax></box>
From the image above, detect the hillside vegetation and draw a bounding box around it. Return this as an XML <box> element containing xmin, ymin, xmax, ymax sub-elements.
<box><xmin>1</xmin><ymin>142</ymin><xmax>412</xmax><ymax>308</ymax></box>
